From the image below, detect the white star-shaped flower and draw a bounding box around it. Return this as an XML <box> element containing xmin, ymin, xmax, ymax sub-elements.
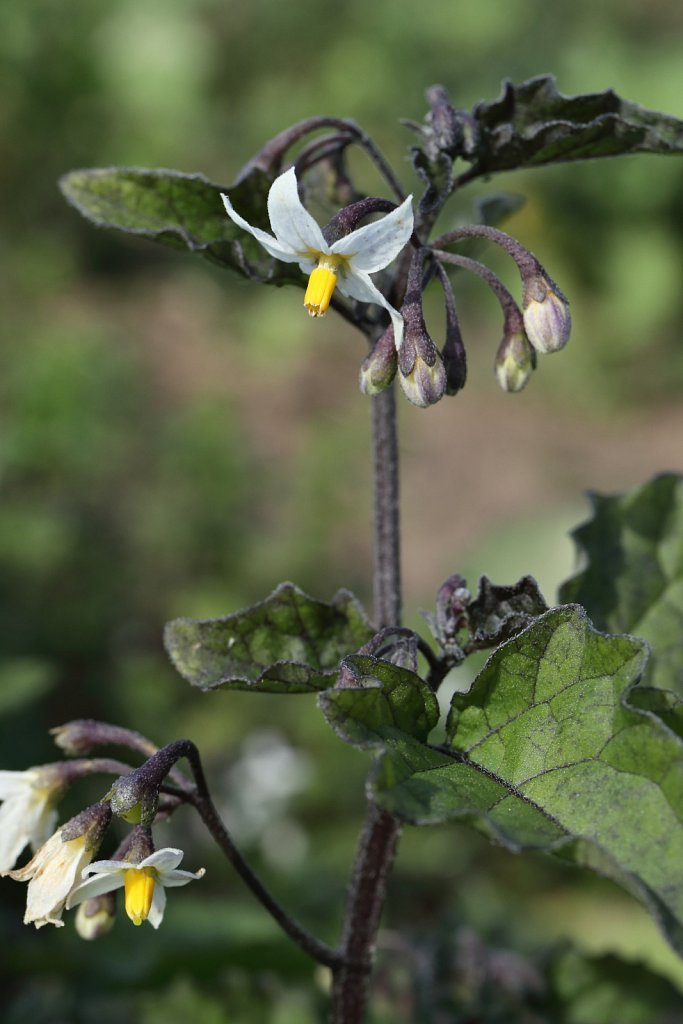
<box><xmin>67</xmin><ymin>848</ymin><xmax>205</xmax><ymax>928</ymax></box>
<box><xmin>0</xmin><ymin>766</ymin><xmax>64</xmax><ymax>872</ymax></box>
<box><xmin>222</xmin><ymin>168</ymin><xmax>414</xmax><ymax>349</ymax></box>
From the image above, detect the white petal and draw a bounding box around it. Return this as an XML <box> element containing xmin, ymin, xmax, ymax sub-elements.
<box><xmin>0</xmin><ymin>799</ymin><xmax>31</xmax><ymax>872</ymax></box>
<box><xmin>160</xmin><ymin>866</ymin><xmax>206</xmax><ymax>888</ymax></box>
<box><xmin>221</xmin><ymin>194</ymin><xmax>302</xmax><ymax>264</ymax></box>
<box><xmin>339</xmin><ymin>268</ymin><xmax>405</xmax><ymax>351</ymax></box>
<box><xmin>147</xmin><ymin>884</ymin><xmax>166</xmax><ymax>929</ymax></box>
<box><xmin>80</xmin><ymin>859</ymin><xmax>128</xmax><ymax>877</ymax></box>
<box><xmin>31</xmin><ymin>806</ymin><xmax>58</xmax><ymax>853</ymax></box>
<box><xmin>266</xmin><ymin>168</ymin><xmax>328</xmax><ymax>255</ymax></box>
<box><xmin>0</xmin><ymin>771</ymin><xmax>32</xmax><ymax>798</ymax></box>
<box><xmin>330</xmin><ymin>195</ymin><xmax>414</xmax><ymax>273</ymax></box>
<box><xmin>66</xmin><ymin>872</ymin><xmax>124</xmax><ymax>908</ymax></box>
<box><xmin>138</xmin><ymin>848</ymin><xmax>184</xmax><ymax>873</ymax></box>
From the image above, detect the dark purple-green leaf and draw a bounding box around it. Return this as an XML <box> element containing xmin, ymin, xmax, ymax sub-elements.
<box><xmin>466</xmin><ymin>75</ymin><xmax>683</xmax><ymax>177</ymax></box>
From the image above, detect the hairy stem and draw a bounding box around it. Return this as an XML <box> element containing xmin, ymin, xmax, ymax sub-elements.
<box><xmin>154</xmin><ymin>740</ymin><xmax>340</xmax><ymax>967</ymax></box>
<box><xmin>371</xmin><ymin>386</ymin><xmax>402</xmax><ymax>629</ymax></box>
<box><xmin>329</xmin><ymin>384</ymin><xmax>403</xmax><ymax>1023</ymax></box>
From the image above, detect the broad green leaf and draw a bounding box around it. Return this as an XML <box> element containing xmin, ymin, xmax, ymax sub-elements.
<box><xmin>560</xmin><ymin>473</ymin><xmax>683</xmax><ymax>692</ymax></box>
<box><xmin>373</xmin><ymin>606</ymin><xmax>683</xmax><ymax>954</ymax></box>
<box><xmin>467</xmin><ymin>75</ymin><xmax>683</xmax><ymax>177</ymax></box>
<box><xmin>319</xmin><ymin>653</ymin><xmax>439</xmax><ymax>747</ymax></box>
<box><xmin>59</xmin><ymin>166</ymin><xmax>298</xmax><ymax>284</ymax></box>
<box><xmin>164</xmin><ymin>582</ymin><xmax>373</xmax><ymax>693</ymax></box>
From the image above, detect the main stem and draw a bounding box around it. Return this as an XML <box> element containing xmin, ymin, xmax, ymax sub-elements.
<box><xmin>329</xmin><ymin>384</ymin><xmax>403</xmax><ymax>1023</ymax></box>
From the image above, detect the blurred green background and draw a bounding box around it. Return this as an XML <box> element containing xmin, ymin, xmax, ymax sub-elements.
<box><xmin>3</xmin><ymin>0</ymin><xmax>683</xmax><ymax>1020</ymax></box>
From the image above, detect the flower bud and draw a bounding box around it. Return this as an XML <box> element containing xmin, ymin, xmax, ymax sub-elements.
<box><xmin>398</xmin><ymin>336</ymin><xmax>447</xmax><ymax>408</ymax></box>
<box><xmin>495</xmin><ymin>331</ymin><xmax>535</xmax><ymax>393</ymax></box>
<box><xmin>359</xmin><ymin>326</ymin><xmax>397</xmax><ymax>396</ymax></box>
<box><xmin>74</xmin><ymin>891</ymin><xmax>116</xmax><ymax>940</ymax></box>
<box><xmin>107</xmin><ymin>772</ymin><xmax>158</xmax><ymax>825</ymax></box>
<box><xmin>522</xmin><ymin>270</ymin><xmax>571</xmax><ymax>354</ymax></box>
<box><xmin>438</xmin><ymin>265</ymin><xmax>467</xmax><ymax>395</ymax></box>
<box><xmin>398</xmin><ymin>250</ymin><xmax>447</xmax><ymax>408</ymax></box>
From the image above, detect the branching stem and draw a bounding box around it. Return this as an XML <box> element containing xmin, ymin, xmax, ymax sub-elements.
<box><xmin>156</xmin><ymin>740</ymin><xmax>342</xmax><ymax>968</ymax></box>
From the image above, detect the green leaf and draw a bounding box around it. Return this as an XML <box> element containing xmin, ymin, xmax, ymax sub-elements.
<box><xmin>560</xmin><ymin>473</ymin><xmax>683</xmax><ymax>692</ymax></box>
<box><xmin>319</xmin><ymin>653</ymin><xmax>439</xmax><ymax>747</ymax></box>
<box><xmin>467</xmin><ymin>75</ymin><xmax>683</xmax><ymax>177</ymax></box>
<box><xmin>373</xmin><ymin>606</ymin><xmax>683</xmax><ymax>954</ymax></box>
<box><xmin>59</xmin><ymin>166</ymin><xmax>298</xmax><ymax>284</ymax></box>
<box><xmin>549</xmin><ymin>948</ymin><xmax>683</xmax><ymax>1024</ymax></box>
<box><xmin>164</xmin><ymin>582</ymin><xmax>374</xmax><ymax>693</ymax></box>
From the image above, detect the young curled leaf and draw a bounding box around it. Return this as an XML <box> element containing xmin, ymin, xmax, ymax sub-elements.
<box><xmin>164</xmin><ymin>582</ymin><xmax>373</xmax><ymax>694</ymax></box>
<box><xmin>466</xmin><ymin>75</ymin><xmax>683</xmax><ymax>178</ymax></box>
<box><xmin>320</xmin><ymin>652</ymin><xmax>439</xmax><ymax>748</ymax></box>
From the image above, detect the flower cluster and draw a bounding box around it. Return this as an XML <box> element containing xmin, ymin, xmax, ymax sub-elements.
<box><xmin>1</xmin><ymin>736</ymin><xmax>204</xmax><ymax>935</ymax></box>
<box><xmin>222</xmin><ymin>167</ymin><xmax>571</xmax><ymax>408</ymax></box>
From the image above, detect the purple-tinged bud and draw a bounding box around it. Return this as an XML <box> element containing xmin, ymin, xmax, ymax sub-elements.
<box><xmin>522</xmin><ymin>270</ymin><xmax>571</xmax><ymax>354</ymax></box>
<box><xmin>495</xmin><ymin>331</ymin><xmax>535</xmax><ymax>393</ymax></box>
<box><xmin>50</xmin><ymin>720</ymin><xmax>99</xmax><ymax>756</ymax></box>
<box><xmin>75</xmin><ymin>891</ymin><xmax>117</xmax><ymax>940</ymax></box>
<box><xmin>359</xmin><ymin>326</ymin><xmax>397</xmax><ymax>396</ymax></box>
<box><xmin>398</xmin><ymin>332</ymin><xmax>447</xmax><ymax>408</ymax></box>
<box><xmin>122</xmin><ymin>825</ymin><xmax>155</xmax><ymax>866</ymax></box>
<box><xmin>398</xmin><ymin>250</ymin><xmax>447</xmax><ymax>408</ymax></box>
<box><xmin>437</xmin><ymin>264</ymin><xmax>467</xmax><ymax>395</ymax></box>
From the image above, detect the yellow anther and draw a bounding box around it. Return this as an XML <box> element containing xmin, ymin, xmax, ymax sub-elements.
<box><xmin>124</xmin><ymin>867</ymin><xmax>156</xmax><ymax>926</ymax></box>
<box><xmin>304</xmin><ymin>257</ymin><xmax>340</xmax><ymax>317</ymax></box>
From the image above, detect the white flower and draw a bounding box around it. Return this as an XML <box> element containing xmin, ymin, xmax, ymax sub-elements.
<box><xmin>0</xmin><ymin>766</ymin><xmax>64</xmax><ymax>872</ymax></box>
<box><xmin>6</xmin><ymin>802</ymin><xmax>111</xmax><ymax>928</ymax></box>
<box><xmin>222</xmin><ymin>168</ymin><xmax>414</xmax><ymax>349</ymax></box>
<box><xmin>67</xmin><ymin>848</ymin><xmax>205</xmax><ymax>929</ymax></box>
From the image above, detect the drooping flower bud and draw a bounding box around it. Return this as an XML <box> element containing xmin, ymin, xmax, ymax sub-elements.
<box><xmin>495</xmin><ymin>330</ymin><xmax>536</xmax><ymax>393</ymax></box>
<box><xmin>74</xmin><ymin>891</ymin><xmax>117</xmax><ymax>940</ymax></box>
<box><xmin>436</xmin><ymin>264</ymin><xmax>467</xmax><ymax>395</ymax></box>
<box><xmin>359</xmin><ymin>326</ymin><xmax>398</xmax><ymax>396</ymax></box>
<box><xmin>522</xmin><ymin>269</ymin><xmax>571</xmax><ymax>354</ymax></box>
<box><xmin>398</xmin><ymin>250</ymin><xmax>447</xmax><ymax>408</ymax></box>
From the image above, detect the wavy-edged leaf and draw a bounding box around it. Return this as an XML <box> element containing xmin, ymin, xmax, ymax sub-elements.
<box><xmin>373</xmin><ymin>606</ymin><xmax>683</xmax><ymax>953</ymax></box>
<box><xmin>319</xmin><ymin>653</ymin><xmax>439</xmax><ymax>747</ymax></box>
<box><xmin>59</xmin><ymin>166</ymin><xmax>298</xmax><ymax>284</ymax></box>
<box><xmin>467</xmin><ymin>75</ymin><xmax>683</xmax><ymax>177</ymax></box>
<box><xmin>560</xmin><ymin>473</ymin><xmax>683</xmax><ymax>692</ymax></box>
<box><xmin>164</xmin><ymin>582</ymin><xmax>373</xmax><ymax>693</ymax></box>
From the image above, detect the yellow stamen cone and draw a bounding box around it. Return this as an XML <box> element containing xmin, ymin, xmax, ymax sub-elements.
<box><xmin>124</xmin><ymin>868</ymin><xmax>156</xmax><ymax>926</ymax></box>
<box><xmin>304</xmin><ymin>266</ymin><xmax>337</xmax><ymax>317</ymax></box>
